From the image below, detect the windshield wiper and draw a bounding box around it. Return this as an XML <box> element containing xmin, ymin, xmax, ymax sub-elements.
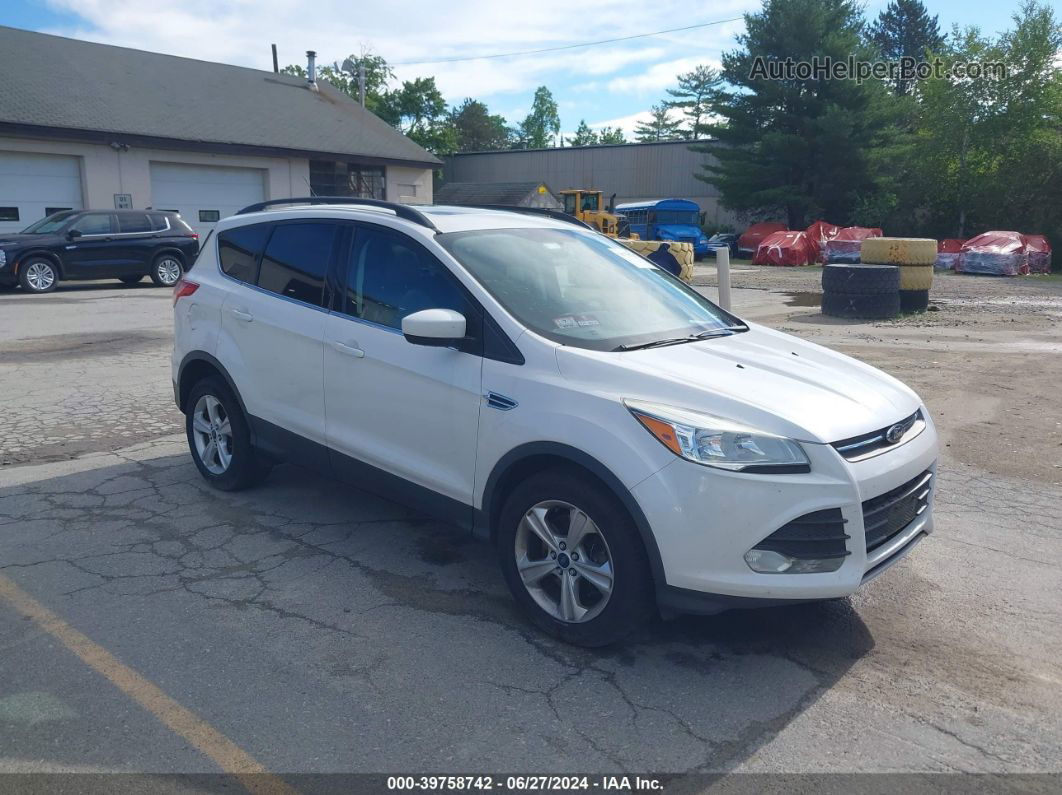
<box><xmin>614</xmin><ymin>324</ymin><xmax>748</xmax><ymax>351</ymax></box>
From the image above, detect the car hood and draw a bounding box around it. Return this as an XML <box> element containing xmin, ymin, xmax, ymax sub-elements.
<box><xmin>0</xmin><ymin>234</ymin><xmax>52</xmax><ymax>246</ymax></box>
<box><xmin>556</xmin><ymin>323</ymin><xmax>921</xmax><ymax>444</ymax></box>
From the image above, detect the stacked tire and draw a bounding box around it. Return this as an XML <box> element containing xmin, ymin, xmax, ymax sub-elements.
<box><xmin>860</xmin><ymin>237</ymin><xmax>936</xmax><ymax>313</ymax></box>
<box><xmin>821</xmin><ymin>264</ymin><xmax>900</xmax><ymax>319</ymax></box>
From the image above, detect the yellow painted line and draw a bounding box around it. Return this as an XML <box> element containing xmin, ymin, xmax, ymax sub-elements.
<box><xmin>0</xmin><ymin>574</ymin><xmax>296</xmax><ymax>795</ymax></box>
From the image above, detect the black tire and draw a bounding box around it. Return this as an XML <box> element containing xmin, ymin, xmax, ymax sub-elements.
<box><xmin>822</xmin><ymin>290</ymin><xmax>900</xmax><ymax>319</ymax></box>
<box><xmin>496</xmin><ymin>468</ymin><xmax>654</xmax><ymax>647</ymax></box>
<box><xmin>18</xmin><ymin>257</ymin><xmax>59</xmax><ymax>293</ymax></box>
<box><xmin>185</xmin><ymin>377</ymin><xmax>271</xmax><ymax>491</ymax></box>
<box><xmin>149</xmin><ymin>252</ymin><xmax>184</xmax><ymax>287</ymax></box>
<box><xmin>821</xmin><ymin>263</ymin><xmax>899</xmax><ymax>295</ymax></box>
<box><xmin>119</xmin><ymin>275</ymin><xmax>144</xmax><ymax>285</ymax></box>
<box><xmin>899</xmin><ymin>289</ymin><xmax>930</xmax><ymax>313</ymax></box>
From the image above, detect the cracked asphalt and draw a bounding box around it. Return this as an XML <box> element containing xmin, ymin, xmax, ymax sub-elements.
<box><xmin>0</xmin><ymin>278</ymin><xmax>1060</xmax><ymax>779</ymax></box>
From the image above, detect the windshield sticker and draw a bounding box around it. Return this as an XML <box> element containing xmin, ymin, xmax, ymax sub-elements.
<box><xmin>554</xmin><ymin>314</ymin><xmax>601</xmax><ymax>329</ymax></box>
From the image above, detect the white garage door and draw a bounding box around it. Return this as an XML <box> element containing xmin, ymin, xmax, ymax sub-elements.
<box><xmin>150</xmin><ymin>162</ymin><xmax>266</xmax><ymax>236</ymax></box>
<box><xmin>0</xmin><ymin>151</ymin><xmax>83</xmax><ymax>234</ymax></box>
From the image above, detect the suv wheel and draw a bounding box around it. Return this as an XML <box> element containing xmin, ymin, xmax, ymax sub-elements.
<box><xmin>19</xmin><ymin>258</ymin><xmax>59</xmax><ymax>293</ymax></box>
<box><xmin>497</xmin><ymin>469</ymin><xmax>654</xmax><ymax>647</ymax></box>
<box><xmin>185</xmin><ymin>377</ymin><xmax>271</xmax><ymax>490</ymax></box>
<box><xmin>150</xmin><ymin>254</ymin><xmax>183</xmax><ymax>287</ymax></box>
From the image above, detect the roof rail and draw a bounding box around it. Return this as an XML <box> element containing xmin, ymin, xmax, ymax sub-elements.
<box><xmin>468</xmin><ymin>205</ymin><xmax>595</xmax><ymax>230</ymax></box>
<box><xmin>236</xmin><ymin>196</ymin><xmax>440</xmax><ymax>232</ymax></box>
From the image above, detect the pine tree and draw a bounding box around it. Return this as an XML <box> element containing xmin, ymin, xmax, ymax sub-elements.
<box><xmin>664</xmin><ymin>65</ymin><xmax>721</xmax><ymax>138</ymax></box>
<box><xmin>450</xmin><ymin>99</ymin><xmax>512</xmax><ymax>152</ymax></box>
<box><xmin>633</xmin><ymin>104</ymin><xmax>684</xmax><ymax>142</ymax></box>
<box><xmin>570</xmin><ymin>120</ymin><xmax>599</xmax><ymax>147</ymax></box>
<box><xmin>868</xmin><ymin>0</ymin><xmax>946</xmax><ymax>94</ymax></box>
<box><xmin>597</xmin><ymin>126</ymin><xmax>627</xmax><ymax>144</ymax></box>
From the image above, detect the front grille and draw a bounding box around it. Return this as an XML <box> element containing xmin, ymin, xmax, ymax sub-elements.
<box><xmin>752</xmin><ymin>508</ymin><xmax>850</xmax><ymax>560</ymax></box>
<box><xmin>832</xmin><ymin>409</ymin><xmax>925</xmax><ymax>461</ymax></box>
<box><xmin>862</xmin><ymin>470</ymin><xmax>932</xmax><ymax>552</ymax></box>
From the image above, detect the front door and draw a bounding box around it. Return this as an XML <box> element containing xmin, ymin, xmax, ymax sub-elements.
<box><xmin>61</xmin><ymin>212</ymin><xmax>118</xmax><ymax>278</ymax></box>
<box><xmin>323</xmin><ymin>223</ymin><xmax>482</xmax><ymax>520</ymax></box>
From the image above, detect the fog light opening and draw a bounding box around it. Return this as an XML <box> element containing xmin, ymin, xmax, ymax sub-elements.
<box><xmin>744</xmin><ymin>548</ymin><xmax>845</xmax><ymax>574</ymax></box>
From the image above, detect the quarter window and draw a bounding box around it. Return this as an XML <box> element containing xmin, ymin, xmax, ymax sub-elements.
<box><xmin>70</xmin><ymin>213</ymin><xmax>114</xmax><ymax>235</ymax></box>
<box><xmin>342</xmin><ymin>226</ymin><xmax>471</xmax><ymax>331</ymax></box>
<box><xmin>217</xmin><ymin>223</ymin><xmax>271</xmax><ymax>284</ymax></box>
<box><xmin>257</xmin><ymin>222</ymin><xmax>337</xmax><ymax>307</ymax></box>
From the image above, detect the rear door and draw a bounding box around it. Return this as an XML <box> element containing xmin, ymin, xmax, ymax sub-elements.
<box><xmin>61</xmin><ymin>212</ymin><xmax>119</xmax><ymax>278</ymax></box>
<box><xmin>323</xmin><ymin>223</ymin><xmax>483</xmax><ymax>516</ymax></box>
<box><xmin>114</xmin><ymin>211</ymin><xmax>156</xmax><ymax>273</ymax></box>
<box><xmin>216</xmin><ymin>220</ymin><xmax>338</xmax><ymax>459</ymax></box>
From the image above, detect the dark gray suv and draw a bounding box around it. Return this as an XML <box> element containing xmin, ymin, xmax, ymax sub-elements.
<box><xmin>0</xmin><ymin>209</ymin><xmax>200</xmax><ymax>293</ymax></box>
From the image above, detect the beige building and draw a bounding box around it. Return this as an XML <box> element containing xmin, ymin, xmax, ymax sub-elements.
<box><xmin>0</xmin><ymin>26</ymin><xmax>439</xmax><ymax>235</ymax></box>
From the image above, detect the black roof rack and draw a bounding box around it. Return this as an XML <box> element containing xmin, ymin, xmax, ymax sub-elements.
<box><xmin>236</xmin><ymin>196</ymin><xmax>440</xmax><ymax>233</ymax></box>
<box><xmin>467</xmin><ymin>205</ymin><xmax>595</xmax><ymax>230</ymax></box>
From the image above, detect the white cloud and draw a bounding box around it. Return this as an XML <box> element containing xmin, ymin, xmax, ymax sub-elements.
<box><xmin>607</xmin><ymin>56</ymin><xmax>722</xmax><ymax>95</ymax></box>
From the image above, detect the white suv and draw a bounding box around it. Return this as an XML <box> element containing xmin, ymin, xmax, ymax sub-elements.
<box><xmin>173</xmin><ymin>198</ymin><xmax>938</xmax><ymax>646</ymax></box>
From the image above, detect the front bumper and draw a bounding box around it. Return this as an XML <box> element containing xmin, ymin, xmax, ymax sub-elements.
<box><xmin>633</xmin><ymin>413</ymin><xmax>939</xmax><ymax>610</ymax></box>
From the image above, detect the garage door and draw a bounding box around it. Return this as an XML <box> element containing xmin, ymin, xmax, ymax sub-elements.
<box><xmin>150</xmin><ymin>162</ymin><xmax>266</xmax><ymax>236</ymax></box>
<box><xmin>0</xmin><ymin>151</ymin><xmax>83</xmax><ymax>234</ymax></box>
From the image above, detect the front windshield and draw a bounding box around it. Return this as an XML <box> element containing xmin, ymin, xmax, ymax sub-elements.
<box><xmin>654</xmin><ymin>211</ymin><xmax>700</xmax><ymax>226</ymax></box>
<box><xmin>21</xmin><ymin>211</ymin><xmax>76</xmax><ymax>234</ymax></box>
<box><xmin>439</xmin><ymin>227</ymin><xmax>741</xmax><ymax>351</ymax></box>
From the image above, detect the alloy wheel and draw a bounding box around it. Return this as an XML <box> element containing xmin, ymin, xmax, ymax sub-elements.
<box><xmin>25</xmin><ymin>262</ymin><xmax>56</xmax><ymax>291</ymax></box>
<box><xmin>191</xmin><ymin>394</ymin><xmax>233</xmax><ymax>475</ymax></box>
<box><xmin>514</xmin><ymin>500</ymin><xmax>614</xmax><ymax>623</ymax></box>
<box><xmin>156</xmin><ymin>257</ymin><xmax>182</xmax><ymax>286</ymax></box>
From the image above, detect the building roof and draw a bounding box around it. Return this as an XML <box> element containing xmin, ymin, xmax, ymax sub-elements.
<box><xmin>434</xmin><ymin>181</ymin><xmax>557</xmax><ymax>206</ymax></box>
<box><xmin>0</xmin><ymin>26</ymin><xmax>440</xmax><ymax>167</ymax></box>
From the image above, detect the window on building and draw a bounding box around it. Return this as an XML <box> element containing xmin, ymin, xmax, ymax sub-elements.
<box><xmin>218</xmin><ymin>223</ymin><xmax>272</xmax><ymax>284</ymax></box>
<box><xmin>199</xmin><ymin>210</ymin><xmax>221</xmax><ymax>223</ymax></box>
<box><xmin>397</xmin><ymin>183</ymin><xmax>418</xmax><ymax>198</ymax></box>
<box><xmin>257</xmin><ymin>222</ymin><xmax>337</xmax><ymax>307</ymax></box>
<box><xmin>309</xmin><ymin>160</ymin><xmax>386</xmax><ymax>200</ymax></box>
<box><xmin>0</xmin><ymin>208</ymin><xmax>19</xmax><ymax>222</ymax></box>
<box><xmin>45</xmin><ymin>207</ymin><xmax>72</xmax><ymax>217</ymax></box>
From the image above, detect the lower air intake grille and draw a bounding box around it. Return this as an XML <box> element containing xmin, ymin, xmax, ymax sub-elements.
<box><xmin>862</xmin><ymin>470</ymin><xmax>933</xmax><ymax>552</ymax></box>
<box><xmin>752</xmin><ymin>508</ymin><xmax>850</xmax><ymax>560</ymax></box>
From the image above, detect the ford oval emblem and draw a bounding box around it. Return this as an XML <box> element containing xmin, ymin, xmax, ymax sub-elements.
<box><xmin>885</xmin><ymin>423</ymin><xmax>907</xmax><ymax>444</ymax></box>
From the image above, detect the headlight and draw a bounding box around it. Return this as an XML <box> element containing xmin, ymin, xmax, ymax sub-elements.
<box><xmin>625</xmin><ymin>400</ymin><xmax>810</xmax><ymax>473</ymax></box>
<box><xmin>0</xmin><ymin>249</ymin><xmax>6</xmax><ymax>268</ymax></box>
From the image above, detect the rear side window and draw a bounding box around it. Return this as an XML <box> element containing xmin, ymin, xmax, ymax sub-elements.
<box><xmin>217</xmin><ymin>223</ymin><xmax>271</xmax><ymax>284</ymax></box>
<box><xmin>147</xmin><ymin>212</ymin><xmax>171</xmax><ymax>231</ymax></box>
<box><xmin>118</xmin><ymin>212</ymin><xmax>153</xmax><ymax>233</ymax></box>
<box><xmin>257</xmin><ymin>222</ymin><xmax>337</xmax><ymax>307</ymax></box>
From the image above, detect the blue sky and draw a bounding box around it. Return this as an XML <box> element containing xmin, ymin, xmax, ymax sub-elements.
<box><xmin>0</xmin><ymin>0</ymin><xmax>1037</xmax><ymax>136</ymax></box>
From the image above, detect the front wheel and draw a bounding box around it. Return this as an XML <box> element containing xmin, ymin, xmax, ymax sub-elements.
<box><xmin>19</xmin><ymin>258</ymin><xmax>59</xmax><ymax>293</ymax></box>
<box><xmin>150</xmin><ymin>253</ymin><xmax>183</xmax><ymax>287</ymax></box>
<box><xmin>185</xmin><ymin>377</ymin><xmax>271</xmax><ymax>490</ymax></box>
<box><xmin>497</xmin><ymin>469</ymin><xmax>654</xmax><ymax>647</ymax></box>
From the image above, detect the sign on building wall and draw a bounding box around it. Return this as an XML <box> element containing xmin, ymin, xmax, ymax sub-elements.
<box><xmin>113</xmin><ymin>193</ymin><xmax>132</xmax><ymax>209</ymax></box>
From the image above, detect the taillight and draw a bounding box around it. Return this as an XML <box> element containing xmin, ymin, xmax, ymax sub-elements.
<box><xmin>173</xmin><ymin>278</ymin><xmax>199</xmax><ymax>306</ymax></box>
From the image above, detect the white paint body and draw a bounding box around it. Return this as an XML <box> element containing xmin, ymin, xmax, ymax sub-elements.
<box><xmin>174</xmin><ymin>205</ymin><xmax>938</xmax><ymax>604</ymax></box>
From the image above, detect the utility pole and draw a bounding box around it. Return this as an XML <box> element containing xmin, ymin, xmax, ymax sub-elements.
<box><xmin>359</xmin><ymin>63</ymin><xmax>366</xmax><ymax>107</ymax></box>
<box><xmin>271</xmin><ymin>43</ymin><xmax>278</xmax><ymax>73</ymax></box>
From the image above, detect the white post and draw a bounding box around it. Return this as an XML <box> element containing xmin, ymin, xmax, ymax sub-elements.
<box><xmin>715</xmin><ymin>246</ymin><xmax>732</xmax><ymax>311</ymax></box>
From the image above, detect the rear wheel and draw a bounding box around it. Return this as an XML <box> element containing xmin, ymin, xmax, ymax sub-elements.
<box><xmin>497</xmin><ymin>469</ymin><xmax>654</xmax><ymax>647</ymax></box>
<box><xmin>119</xmin><ymin>275</ymin><xmax>144</xmax><ymax>285</ymax></box>
<box><xmin>150</xmin><ymin>253</ymin><xmax>183</xmax><ymax>287</ymax></box>
<box><xmin>185</xmin><ymin>377</ymin><xmax>271</xmax><ymax>490</ymax></box>
<box><xmin>18</xmin><ymin>258</ymin><xmax>59</xmax><ymax>293</ymax></box>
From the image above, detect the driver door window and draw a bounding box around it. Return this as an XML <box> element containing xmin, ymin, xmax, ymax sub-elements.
<box><xmin>71</xmin><ymin>213</ymin><xmax>115</xmax><ymax>235</ymax></box>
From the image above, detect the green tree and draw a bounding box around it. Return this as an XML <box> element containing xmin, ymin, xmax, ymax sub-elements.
<box><xmin>517</xmin><ymin>86</ymin><xmax>561</xmax><ymax>148</ymax></box>
<box><xmin>634</xmin><ymin>103</ymin><xmax>684</xmax><ymax>142</ymax></box>
<box><xmin>868</xmin><ymin>0</ymin><xmax>946</xmax><ymax>94</ymax></box>
<box><xmin>283</xmin><ymin>53</ymin><xmax>394</xmax><ymax>114</ymax></box>
<box><xmin>569</xmin><ymin>119</ymin><xmax>599</xmax><ymax>146</ymax></box>
<box><xmin>665</xmin><ymin>65</ymin><xmax>721</xmax><ymax>138</ymax></box>
<box><xmin>449</xmin><ymin>99</ymin><xmax>512</xmax><ymax>151</ymax></box>
<box><xmin>378</xmin><ymin>77</ymin><xmax>455</xmax><ymax>155</ymax></box>
<box><xmin>699</xmin><ymin>0</ymin><xmax>896</xmax><ymax>229</ymax></box>
<box><xmin>597</xmin><ymin>126</ymin><xmax>627</xmax><ymax>144</ymax></box>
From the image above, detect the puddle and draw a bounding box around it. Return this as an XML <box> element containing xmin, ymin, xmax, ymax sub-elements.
<box><xmin>783</xmin><ymin>291</ymin><xmax>822</xmax><ymax>307</ymax></box>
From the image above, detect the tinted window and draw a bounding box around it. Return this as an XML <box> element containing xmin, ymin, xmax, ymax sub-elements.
<box><xmin>147</xmin><ymin>213</ymin><xmax>170</xmax><ymax>231</ymax></box>
<box><xmin>342</xmin><ymin>226</ymin><xmax>471</xmax><ymax>330</ymax></box>
<box><xmin>71</xmin><ymin>213</ymin><xmax>114</xmax><ymax>234</ymax></box>
<box><xmin>257</xmin><ymin>222</ymin><xmax>336</xmax><ymax>307</ymax></box>
<box><xmin>0</xmin><ymin>208</ymin><xmax>19</xmax><ymax>221</ymax></box>
<box><xmin>199</xmin><ymin>210</ymin><xmax>220</xmax><ymax>222</ymax></box>
<box><xmin>118</xmin><ymin>212</ymin><xmax>153</xmax><ymax>233</ymax></box>
<box><xmin>218</xmin><ymin>223</ymin><xmax>271</xmax><ymax>284</ymax></box>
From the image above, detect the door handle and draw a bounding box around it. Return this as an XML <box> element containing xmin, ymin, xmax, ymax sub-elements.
<box><xmin>228</xmin><ymin>307</ymin><xmax>253</xmax><ymax>322</ymax></box>
<box><xmin>332</xmin><ymin>341</ymin><xmax>365</xmax><ymax>358</ymax></box>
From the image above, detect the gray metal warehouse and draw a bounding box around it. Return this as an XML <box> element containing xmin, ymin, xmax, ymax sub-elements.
<box><xmin>442</xmin><ymin>140</ymin><xmax>738</xmax><ymax>229</ymax></box>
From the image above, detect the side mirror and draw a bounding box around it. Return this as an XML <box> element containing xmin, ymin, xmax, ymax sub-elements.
<box><xmin>66</xmin><ymin>229</ymin><xmax>82</xmax><ymax>240</ymax></box>
<box><xmin>402</xmin><ymin>308</ymin><xmax>466</xmax><ymax>347</ymax></box>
